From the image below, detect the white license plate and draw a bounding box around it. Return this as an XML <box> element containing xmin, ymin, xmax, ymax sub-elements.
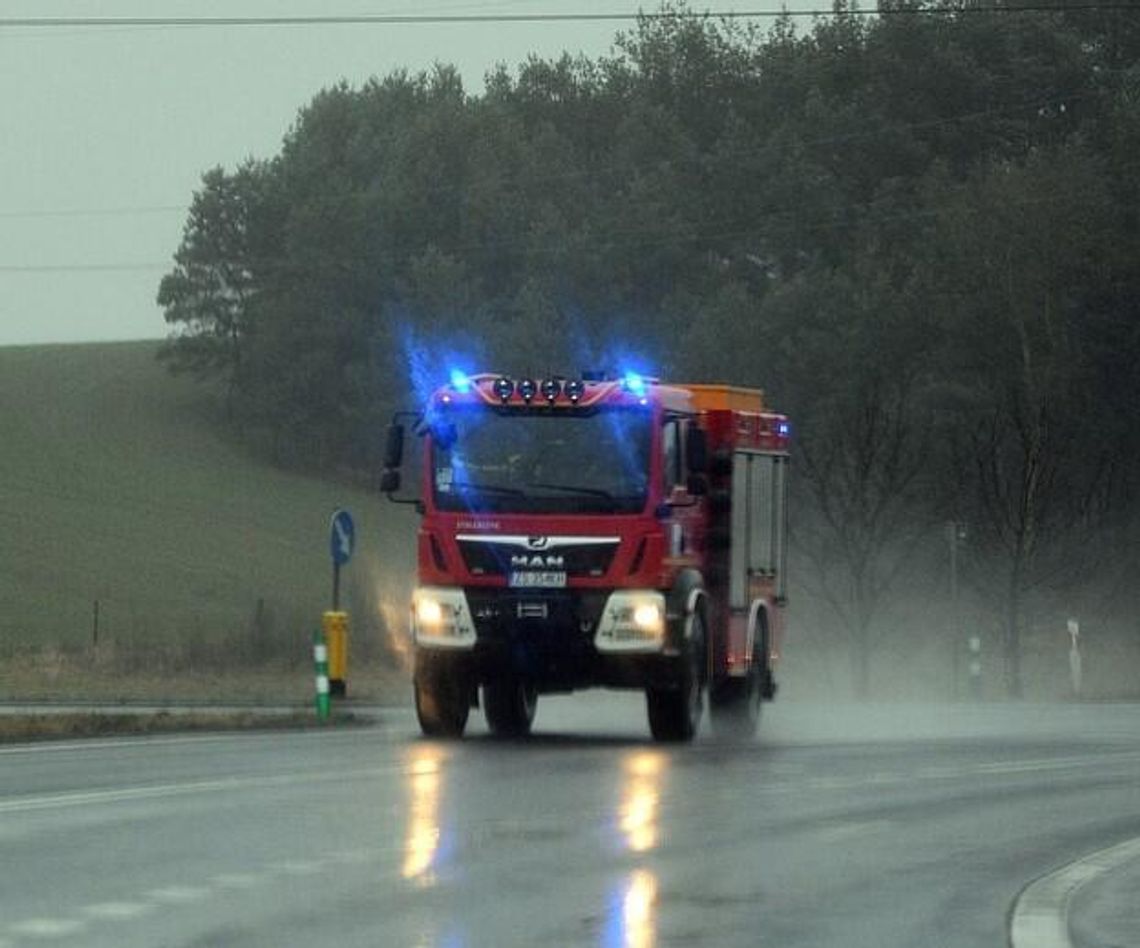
<box><xmin>509</xmin><ymin>571</ymin><xmax>567</xmax><ymax>588</ymax></box>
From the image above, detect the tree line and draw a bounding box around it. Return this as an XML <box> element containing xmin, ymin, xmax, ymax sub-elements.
<box><xmin>158</xmin><ymin>1</ymin><xmax>1140</xmax><ymax>697</ymax></box>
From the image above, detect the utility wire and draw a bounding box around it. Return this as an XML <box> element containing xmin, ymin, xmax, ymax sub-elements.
<box><xmin>0</xmin><ymin>6</ymin><xmax>1135</xmax><ymax>28</ymax></box>
<box><xmin>0</xmin><ymin>206</ymin><xmax>186</xmax><ymax>220</ymax></box>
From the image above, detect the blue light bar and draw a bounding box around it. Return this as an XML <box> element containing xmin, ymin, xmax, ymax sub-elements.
<box><xmin>621</xmin><ymin>372</ymin><xmax>646</xmax><ymax>396</ymax></box>
<box><xmin>449</xmin><ymin>369</ymin><xmax>472</xmax><ymax>393</ymax></box>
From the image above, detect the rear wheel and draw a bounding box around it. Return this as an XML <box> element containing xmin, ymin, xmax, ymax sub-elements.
<box><xmin>710</xmin><ymin>669</ymin><xmax>761</xmax><ymax>740</ymax></box>
<box><xmin>483</xmin><ymin>678</ymin><xmax>538</xmax><ymax>738</ymax></box>
<box><xmin>413</xmin><ymin>655</ymin><xmax>470</xmax><ymax>738</ymax></box>
<box><xmin>647</xmin><ymin>612</ymin><xmax>705</xmax><ymax>743</ymax></box>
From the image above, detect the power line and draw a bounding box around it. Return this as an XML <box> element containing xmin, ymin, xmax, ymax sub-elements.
<box><xmin>0</xmin><ymin>206</ymin><xmax>186</xmax><ymax>221</ymax></box>
<box><xmin>0</xmin><ymin>263</ymin><xmax>168</xmax><ymax>273</ymax></box>
<box><xmin>0</xmin><ymin>6</ymin><xmax>1134</xmax><ymax>29</ymax></box>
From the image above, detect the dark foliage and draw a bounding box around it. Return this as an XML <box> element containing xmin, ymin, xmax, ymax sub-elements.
<box><xmin>158</xmin><ymin>4</ymin><xmax>1140</xmax><ymax>696</ymax></box>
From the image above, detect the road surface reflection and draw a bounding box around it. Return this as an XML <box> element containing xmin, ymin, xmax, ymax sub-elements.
<box><xmin>609</xmin><ymin>750</ymin><xmax>667</xmax><ymax>948</ymax></box>
<box><xmin>402</xmin><ymin>744</ymin><xmax>445</xmax><ymax>885</ymax></box>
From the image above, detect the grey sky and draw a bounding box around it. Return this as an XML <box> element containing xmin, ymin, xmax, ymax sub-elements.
<box><xmin>0</xmin><ymin>1</ymin><xmax>825</xmax><ymax>347</ymax></box>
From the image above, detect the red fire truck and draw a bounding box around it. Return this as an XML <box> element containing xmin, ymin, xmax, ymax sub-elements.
<box><xmin>381</xmin><ymin>371</ymin><xmax>789</xmax><ymax>742</ymax></box>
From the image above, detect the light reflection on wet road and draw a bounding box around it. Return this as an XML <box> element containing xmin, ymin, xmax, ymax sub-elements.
<box><xmin>1</xmin><ymin>697</ymin><xmax>1139</xmax><ymax>947</ymax></box>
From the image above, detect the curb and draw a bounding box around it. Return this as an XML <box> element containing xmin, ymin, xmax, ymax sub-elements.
<box><xmin>1009</xmin><ymin>836</ymin><xmax>1140</xmax><ymax>948</ymax></box>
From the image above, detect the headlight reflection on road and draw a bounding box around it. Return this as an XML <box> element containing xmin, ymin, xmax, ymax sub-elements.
<box><xmin>402</xmin><ymin>745</ymin><xmax>446</xmax><ymax>884</ymax></box>
<box><xmin>604</xmin><ymin>868</ymin><xmax>660</xmax><ymax>948</ymax></box>
<box><xmin>619</xmin><ymin>751</ymin><xmax>666</xmax><ymax>853</ymax></box>
<box><xmin>622</xmin><ymin>869</ymin><xmax>658</xmax><ymax>948</ymax></box>
<box><xmin>605</xmin><ymin>752</ymin><xmax>665</xmax><ymax>948</ymax></box>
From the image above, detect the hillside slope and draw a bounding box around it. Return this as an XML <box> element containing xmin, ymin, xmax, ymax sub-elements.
<box><xmin>0</xmin><ymin>341</ymin><xmax>416</xmax><ymax>675</ymax></box>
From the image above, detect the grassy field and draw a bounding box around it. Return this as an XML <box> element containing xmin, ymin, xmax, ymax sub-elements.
<box><xmin>0</xmin><ymin>341</ymin><xmax>417</xmax><ymax>701</ymax></box>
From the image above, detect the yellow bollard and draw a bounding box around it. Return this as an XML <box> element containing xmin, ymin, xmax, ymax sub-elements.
<box><xmin>322</xmin><ymin>610</ymin><xmax>349</xmax><ymax>697</ymax></box>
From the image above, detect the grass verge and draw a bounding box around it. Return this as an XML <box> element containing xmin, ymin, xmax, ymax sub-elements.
<box><xmin>0</xmin><ymin>709</ymin><xmax>366</xmax><ymax>744</ymax></box>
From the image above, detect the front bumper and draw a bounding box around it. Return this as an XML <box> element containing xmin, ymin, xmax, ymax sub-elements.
<box><xmin>411</xmin><ymin>586</ymin><xmax>682</xmax><ymax>692</ymax></box>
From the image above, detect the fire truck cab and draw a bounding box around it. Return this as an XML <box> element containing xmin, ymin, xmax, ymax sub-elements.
<box><xmin>381</xmin><ymin>371</ymin><xmax>789</xmax><ymax>742</ymax></box>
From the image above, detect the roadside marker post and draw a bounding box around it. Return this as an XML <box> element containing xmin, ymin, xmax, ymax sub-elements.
<box><xmin>313</xmin><ymin>629</ymin><xmax>331</xmax><ymax>721</ymax></box>
<box><xmin>323</xmin><ymin>610</ymin><xmax>349</xmax><ymax>697</ymax></box>
<box><xmin>968</xmin><ymin>635</ymin><xmax>982</xmax><ymax>700</ymax></box>
<box><xmin>1067</xmin><ymin>619</ymin><xmax>1082</xmax><ymax>699</ymax></box>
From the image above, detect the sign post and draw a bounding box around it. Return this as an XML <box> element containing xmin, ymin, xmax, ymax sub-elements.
<box><xmin>326</xmin><ymin>509</ymin><xmax>355</xmax><ymax>698</ymax></box>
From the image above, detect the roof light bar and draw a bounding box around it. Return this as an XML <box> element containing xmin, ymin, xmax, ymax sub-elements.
<box><xmin>493</xmin><ymin>377</ymin><xmax>514</xmax><ymax>402</ymax></box>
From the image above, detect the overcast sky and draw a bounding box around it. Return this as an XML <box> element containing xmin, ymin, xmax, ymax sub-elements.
<box><xmin>0</xmin><ymin>1</ymin><xmax>825</xmax><ymax>347</ymax></box>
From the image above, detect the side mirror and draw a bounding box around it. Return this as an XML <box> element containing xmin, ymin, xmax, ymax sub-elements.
<box><xmin>383</xmin><ymin>423</ymin><xmax>405</xmax><ymax>469</ymax></box>
<box><xmin>379</xmin><ymin>468</ymin><xmax>401</xmax><ymax>493</ymax></box>
<box><xmin>686</xmin><ymin>427</ymin><xmax>708</xmax><ymax>475</ymax></box>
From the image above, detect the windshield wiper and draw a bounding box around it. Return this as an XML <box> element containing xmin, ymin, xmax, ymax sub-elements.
<box><xmin>526</xmin><ymin>482</ymin><xmax>618</xmax><ymax>502</ymax></box>
<box><xmin>453</xmin><ymin>483</ymin><xmax>527</xmax><ymax>498</ymax></box>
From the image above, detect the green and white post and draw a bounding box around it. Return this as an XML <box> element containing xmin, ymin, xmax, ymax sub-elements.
<box><xmin>313</xmin><ymin>629</ymin><xmax>331</xmax><ymax>721</ymax></box>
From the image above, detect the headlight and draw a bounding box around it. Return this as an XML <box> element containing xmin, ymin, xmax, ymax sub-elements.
<box><xmin>632</xmin><ymin>602</ymin><xmax>662</xmax><ymax>631</ymax></box>
<box><xmin>412</xmin><ymin>587</ymin><xmax>476</xmax><ymax>649</ymax></box>
<box><xmin>595</xmin><ymin>591</ymin><xmax>667</xmax><ymax>653</ymax></box>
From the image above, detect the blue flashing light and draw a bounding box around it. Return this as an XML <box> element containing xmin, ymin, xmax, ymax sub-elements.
<box><xmin>777</xmin><ymin>421</ymin><xmax>791</xmax><ymax>438</ymax></box>
<box><xmin>448</xmin><ymin>369</ymin><xmax>472</xmax><ymax>393</ymax></box>
<box><xmin>621</xmin><ymin>372</ymin><xmax>647</xmax><ymax>397</ymax></box>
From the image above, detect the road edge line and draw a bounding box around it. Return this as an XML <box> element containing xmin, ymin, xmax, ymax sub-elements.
<box><xmin>1009</xmin><ymin>835</ymin><xmax>1140</xmax><ymax>948</ymax></box>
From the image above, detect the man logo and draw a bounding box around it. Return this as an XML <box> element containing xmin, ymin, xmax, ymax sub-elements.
<box><xmin>511</xmin><ymin>553</ymin><xmax>565</xmax><ymax>569</ymax></box>
<box><xmin>526</xmin><ymin>536</ymin><xmax>549</xmax><ymax>550</ymax></box>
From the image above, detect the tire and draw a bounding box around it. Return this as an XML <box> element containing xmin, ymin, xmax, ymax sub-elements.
<box><xmin>483</xmin><ymin>678</ymin><xmax>538</xmax><ymax>738</ymax></box>
<box><xmin>709</xmin><ymin>670</ymin><xmax>761</xmax><ymax>740</ymax></box>
<box><xmin>413</xmin><ymin>658</ymin><xmax>470</xmax><ymax>738</ymax></box>
<box><xmin>646</xmin><ymin>611</ymin><xmax>705</xmax><ymax>743</ymax></box>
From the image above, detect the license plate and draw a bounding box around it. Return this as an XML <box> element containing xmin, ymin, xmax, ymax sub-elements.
<box><xmin>509</xmin><ymin>571</ymin><xmax>567</xmax><ymax>588</ymax></box>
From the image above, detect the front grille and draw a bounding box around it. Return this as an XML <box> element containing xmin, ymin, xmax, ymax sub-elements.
<box><xmin>465</xmin><ymin>589</ymin><xmax>607</xmax><ymax>640</ymax></box>
<box><xmin>458</xmin><ymin>538</ymin><xmax>618</xmax><ymax>578</ymax></box>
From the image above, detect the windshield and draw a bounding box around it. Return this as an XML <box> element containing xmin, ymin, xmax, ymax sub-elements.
<box><xmin>431</xmin><ymin>407</ymin><xmax>652</xmax><ymax>514</ymax></box>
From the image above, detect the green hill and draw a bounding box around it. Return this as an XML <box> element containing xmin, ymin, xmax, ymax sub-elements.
<box><xmin>0</xmin><ymin>341</ymin><xmax>416</xmax><ymax>697</ymax></box>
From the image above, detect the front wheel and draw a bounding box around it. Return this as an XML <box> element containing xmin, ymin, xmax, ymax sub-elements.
<box><xmin>483</xmin><ymin>678</ymin><xmax>538</xmax><ymax>738</ymax></box>
<box><xmin>647</xmin><ymin>612</ymin><xmax>705</xmax><ymax>743</ymax></box>
<box><xmin>413</xmin><ymin>656</ymin><xmax>470</xmax><ymax>738</ymax></box>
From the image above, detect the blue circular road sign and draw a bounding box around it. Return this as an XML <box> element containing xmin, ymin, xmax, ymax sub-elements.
<box><xmin>330</xmin><ymin>509</ymin><xmax>355</xmax><ymax>566</ymax></box>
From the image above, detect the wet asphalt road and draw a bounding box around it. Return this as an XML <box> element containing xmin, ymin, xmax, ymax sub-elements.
<box><xmin>1</xmin><ymin>697</ymin><xmax>1139</xmax><ymax>948</ymax></box>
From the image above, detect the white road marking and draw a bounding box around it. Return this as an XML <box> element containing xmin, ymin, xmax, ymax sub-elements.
<box><xmin>8</xmin><ymin>918</ymin><xmax>86</xmax><ymax>938</ymax></box>
<box><xmin>82</xmin><ymin>901</ymin><xmax>151</xmax><ymax>920</ymax></box>
<box><xmin>1009</xmin><ymin>835</ymin><xmax>1140</xmax><ymax>948</ymax></box>
<box><xmin>0</xmin><ymin>733</ymin><xmax>268</xmax><ymax>756</ymax></box>
<box><xmin>147</xmin><ymin>885</ymin><xmax>211</xmax><ymax>904</ymax></box>
<box><xmin>210</xmin><ymin>872</ymin><xmax>262</xmax><ymax>889</ymax></box>
<box><xmin>815</xmin><ymin>819</ymin><xmax>893</xmax><ymax>843</ymax></box>
<box><xmin>273</xmin><ymin>859</ymin><xmax>325</xmax><ymax>876</ymax></box>
<box><xmin>0</xmin><ymin>764</ymin><xmax>404</xmax><ymax>815</ymax></box>
<box><xmin>328</xmin><ymin>849</ymin><xmax>377</xmax><ymax>866</ymax></box>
